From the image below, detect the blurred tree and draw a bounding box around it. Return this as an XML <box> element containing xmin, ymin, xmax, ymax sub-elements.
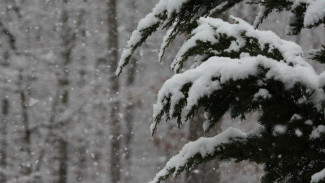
<box><xmin>106</xmin><ymin>0</ymin><xmax>121</xmax><ymax>182</ymax></box>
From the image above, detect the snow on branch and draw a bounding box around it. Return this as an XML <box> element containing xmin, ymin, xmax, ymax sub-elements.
<box><xmin>151</xmin><ymin>55</ymin><xmax>322</xmax><ymax>134</ymax></box>
<box><xmin>148</xmin><ymin>127</ymin><xmax>247</xmax><ymax>183</ymax></box>
<box><xmin>288</xmin><ymin>0</ymin><xmax>325</xmax><ymax>35</ymax></box>
<box><xmin>310</xmin><ymin>46</ymin><xmax>325</xmax><ymax>64</ymax></box>
<box><xmin>310</xmin><ymin>125</ymin><xmax>325</xmax><ymax>139</ymax></box>
<box><xmin>252</xmin><ymin>0</ymin><xmax>325</xmax><ymax>34</ymax></box>
<box><xmin>303</xmin><ymin>0</ymin><xmax>325</xmax><ymax>27</ymax></box>
<box><xmin>253</xmin><ymin>0</ymin><xmax>293</xmax><ymax>29</ymax></box>
<box><xmin>171</xmin><ymin>16</ymin><xmax>309</xmax><ymax>73</ymax></box>
<box><xmin>311</xmin><ymin>168</ymin><xmax>325</xmax><ymax>183</ymax></box>
<box><xmin>118</xmin><ymin>0</ymin><xmax>325</xmax><ymax>76</ymax></box>
<box><xmin>117</xmin><ymin>0</ymin><xmax>243</xmax><ymax>75</ymax></box>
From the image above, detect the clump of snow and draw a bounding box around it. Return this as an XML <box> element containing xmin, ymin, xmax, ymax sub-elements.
<box><xmin>291</xmin><ymin>114</ymin><xmax>303</xmax><ymax>121</ymax></box>
<box><xmin>203</xmin><ymin>112</ymin><xmax>210</xmax><ymax>119</ymax></box>
<box><xmin>295</xmin><ymin>129</ymin><xmax>303</xmax><ymax>137</ymax></box>
<box><xmin>254</xmin><ymin>89</ymin><xmax>272</xmax><ymax>100</ymax></box>
<box><xmin>202</xmin><ymin>120</ymin><xmax>211</xmax><ymax>132</ymax></box>
<box><xmin>288</xmin><ymin>0</ymin><xmax>325</xmax><ymax>34</ymax></box>
<box><xmin>310</xmin><ymin>125</ymin><xmax>325</xmax><ymax>139</ymax></box>
<box><xmin>311</xmin><ymin>168</ymin><xmax>325</xmax><ymax>183</ymax></box>
<box><xmin>165</xmin><ymin>0</ymin><xmax>189</xmax><ymax>18</ymax></box>
<box><xmin>273</xmin><ymin>125</ymin><xmax>287</xmax><ymax>135</ymax></box>
<box><xmin>304</xmin><ymin>0</ymin><xmax>325</xmax><ymax>27</ymax></box>
<box><xmin>305</xmin><ymin>120</ymin><xmax>313</xmax><ymax>125</ymax></box>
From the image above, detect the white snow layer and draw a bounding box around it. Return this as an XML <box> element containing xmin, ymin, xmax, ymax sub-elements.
<box><xmin>148</xmin><ymin>127</ymin><xmax>247</xmax><ymax>183</ymax></box>
<box><xmin>253</xmin><ymin>88</ymin><xmax>272</xmax><ymax>100</ymax></box>
<box><xmin>311</xmin><ymin>168</ymin><xmax>325</xmax><ymax>183</ymax></box>
<box><xmin>171</xmin><ymin>16</ymin><xmax>310</xmax><ymax>72</ymax></box>
<box><xmin>304</xmin><ymin>0</ymin><xmax>325</xmax><ymax>27</ymax></box>
<box><xmin>310</xmin><ymin>125</ymin><xmax>325</xmax><ymax>139</ymax></box>
<box><xmin>273</xmin><ymin>125</ymin><xmax>287</xmax><ymax>135</ymax></box>
<box><xmin>289</xmin><ymin>0</ymin><xmax>325</xmax><ymax>30</ymax></box>
<box><xmin>151</xmin><ymin>17</ymin><xmax>325</xmax><ymax>134</ymax></box>
<box><xmin>117</xmin><ymin>0</ymin><xmax>191</xmax><ymax>75</ymax></box>
<box><xmin>152</xmin><ymin>55</ymin><xmax>324</xmax><ymax>133</ymax></box>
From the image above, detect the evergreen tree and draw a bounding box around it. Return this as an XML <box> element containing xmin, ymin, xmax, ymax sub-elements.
<box><xmin>118</xmin><ymin>0</ymin><xmax>325</xmax><ymax>183</ymax></box>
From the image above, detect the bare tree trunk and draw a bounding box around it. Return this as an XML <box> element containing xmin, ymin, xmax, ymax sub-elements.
<box><xmin>33</xmin><ymin>1</ymin><xmax>83</xmax><ymax>179</ymax></box>
<box><xmin>18</xmin><ymin>70</ymin><xmax>32</xmax><ymax>180</ymax></box>
<box><xmin>75</xmin><ymin>145</ymin><xmax>87</xmax><ymax>182</ymax></box>
<box><xmin>106</xmin><ymin>0</ymin><xmax>121</xmax><ymax>182</ymax></box>
<box><xmin>2</xmin><ymin>2</ymin><xmax>33</xmax><ymax>181</ymax></box>
<box><xmin>0</xmin><ymin>98</ymin><xmax>9</xmax><ymax>182</ymax></box>
<box><xmin>33</xmin><ymin>92</ymin><xmax>60</xmax><ymax>183</ymax></box>
<box><xmin>122</xmin><ymin>1</ymin><xmax>138</xmax><ymax>182</ymax></box>
<box><xmin>56</xmin><ymin>0</ymin><xmax>72</xmax><ymax>182</ymax></box>
<box><xmin>75</xmin><ymin>8</ymin><xmax>88</xmax><ymax>182</ymax></box>
<box><xmin>122</xmin><ymin>99</ymin><xmax>134</xmax><ymax>183</ymax></box>
<box><xmin>57</xmin><ymin>138</ymin><xmax>68</xmax><ymax>183</ymax></box>
<box><xmin>56</xmin><ymin>43</ymin><xmax>70</xmax><ymax>183</ymax></box>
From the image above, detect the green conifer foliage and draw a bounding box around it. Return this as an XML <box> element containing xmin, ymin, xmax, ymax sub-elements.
<box><xmin>118</xmin><ymin>0</ymin><xmax>325</xmax><ymax>182</ymax></box>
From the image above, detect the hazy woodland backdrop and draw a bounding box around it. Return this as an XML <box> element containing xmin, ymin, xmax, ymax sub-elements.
<box><xmin>0</xmin><ymin>0</ymin><xmax>323</xmax><ymax>183</ymax></box>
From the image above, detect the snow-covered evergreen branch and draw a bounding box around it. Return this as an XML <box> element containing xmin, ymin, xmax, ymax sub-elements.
<box><xmin>151</xmin><ymin>54</ymin><xmax>325</xmax><ymax>134</ymax></box>
<box><xmin>117</xmin><ymin>0</ymin><xmax>243</xmax><ymax>75</ymax></box>
<box><xmin>149</xmin><ymin>127</ymin><xmax>249</xmax><ymax>183</ymax></box>
<box><xmin>171</xmin><ymin>16</ymin><xmax>308</xmax><ymax>73</ymax></box>
<box><xmin>118</xmin><ymin>0</ymin><xmax>325</xmax><ymax>183</ymax></box>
